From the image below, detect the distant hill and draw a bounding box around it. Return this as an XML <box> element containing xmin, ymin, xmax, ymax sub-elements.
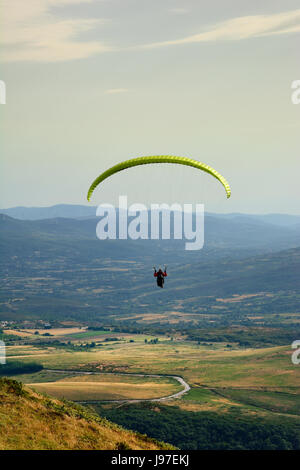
<box><xmin>168</xmin><ymin>246</ymin><xmax>300</xmax><ymax>296</ymax></box>
<box><xmin>0</xmin><ymin>204</ymin><xmax>97</xmax><ymax>220</ymax></box>
<box><xmin>0</xmin><ymin>212</ymin><xmax>299</xmax><ymax>322</ymax></box>
<box><xmin>207</xmin><ymin>212</ymin><xmax>300</xmax><ymax>227</ymax></box>
<box><xmin>0</xmin><ymin>377</ymin><xmax>174</xmax><ymax>450</ymax></box>
<box><xmin>1</xmin><ymin>211</ymin><xmax>300</xmax><ymax>264</ymax></box>
<box><xmin>111</xmin><ymin>246</ymin><xmax>300</xmax><ymax>319</ymax></box>
<box><xmin>1</xmin><ymin>204</ymin><xmax>300</xmax><ymax>227</ymax></box>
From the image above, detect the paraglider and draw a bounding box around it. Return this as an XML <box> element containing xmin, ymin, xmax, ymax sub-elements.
<box><xmin>87</xmin><ymin>155</ymin><xmax>231</xmax><ymax>201</ymax></box>
<box><xmin>153</xmin><ymin>266</ymin><xmax>167</xmax><ymax>288</ymax></box>
<box><xmin>88</xmin><ymin>155</ymin><xmax>231</xmax><ymax>290</ymax></box>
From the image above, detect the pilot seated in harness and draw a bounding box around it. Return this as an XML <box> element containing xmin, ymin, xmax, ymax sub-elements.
<box><xmin>153</xmin><ymin>266</ymin><xmax>167</xmax><ymax>288</ymax></box>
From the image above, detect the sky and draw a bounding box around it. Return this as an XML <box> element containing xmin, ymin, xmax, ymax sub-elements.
<box><xmin>0</xmin><ymin>0</ymin><xmax>299</xmax><ymax>213</ymax></box>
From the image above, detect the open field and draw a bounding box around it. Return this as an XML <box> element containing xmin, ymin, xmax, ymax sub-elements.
<box><xmin>5</xmin><ymin>340</ymin><xmax>299</xmax><ymax>388</ymax></box>
<box><xmin>4</xmin><ymin>328</ymin><xmax>168</xmax><ymax>344</ymax></box>
<box><xmin>23</xmin><ymin>327</ymin><xmax>88</xmax><ymax>336</ymax></box>
<box><xmin>5</xmin><ymin>345</ymin><xmax>54</xmax><ymax>358</ymax></box>
<box><xmin>25</xmin><ymin>373</ymin><xmax>181</xmax><ymax>401</ymax></box>
<box><xmin>211</xmin><ymin>388</ymin><xmax>300</xmax><ymax>415</ymax></box>
<box><xmin>2</xmin><ymin>330</ymin><xmax>32</xmax><ymax>337</ymax></box>
<box><xmin>4</xmin><ymin>336</ymin><xmax>299</xmax><ymax>397</ymax></box>
<box><xmin>3</xmin><ymin>327</ymin><xmax>299</xmax><ymax>422</ymax></box>
<box><xmin>178</xmin><ymin>387</ymin><xmax>243</xmax><ymax>412</ymax></box>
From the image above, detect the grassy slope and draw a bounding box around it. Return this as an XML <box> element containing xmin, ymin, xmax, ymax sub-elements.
<box><xmin>0</xmin><ymin>378</ymin><xmax>175</xmax><ymax>450</ymax></box>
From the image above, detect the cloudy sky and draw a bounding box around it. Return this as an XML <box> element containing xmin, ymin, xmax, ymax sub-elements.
<box><xmin>0</xmin><ymin>0</ymin><xmax>299</xmax><ymax>213</ymax></box>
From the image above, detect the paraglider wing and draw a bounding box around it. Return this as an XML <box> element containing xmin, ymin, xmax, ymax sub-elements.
<box><xmin>87</xmin><ymin>155</ymin><xmax>231</xmax><ymax>201</ymax></box>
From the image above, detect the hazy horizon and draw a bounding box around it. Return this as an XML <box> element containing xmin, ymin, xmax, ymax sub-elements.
<box><xmin>1</xmin><ymin>202</ymin><xmax>300</xmax><ymax>218</ymax></box>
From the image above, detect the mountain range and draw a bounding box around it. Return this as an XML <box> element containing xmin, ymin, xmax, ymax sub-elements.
<box><xmin>0</xmin><ymin>206</ymin><xmax>299</xmax><ymax>323</ymax></box>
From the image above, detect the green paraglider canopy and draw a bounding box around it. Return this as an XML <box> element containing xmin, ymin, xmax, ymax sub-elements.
<box><xmin>87</xmin><ymin>155</ymin><xmax>231</xmax><ymax>201</ymax></box>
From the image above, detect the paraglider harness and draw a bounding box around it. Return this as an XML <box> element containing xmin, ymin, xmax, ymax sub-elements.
<box><xmin>153</xmin><ymin>266</ymin><xmax>167</xmax><ymax>288</ymax></box>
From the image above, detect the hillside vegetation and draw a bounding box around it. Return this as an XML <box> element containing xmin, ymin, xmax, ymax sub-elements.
<box><xmin>0</xmin><ymin>378</ymin><xmax>174</xmax><ymax>450</ymax></box>
<box><xmin>97</xmin><ymin>401</ymin><xmax>300</xmax><ymax>450</ymax></box>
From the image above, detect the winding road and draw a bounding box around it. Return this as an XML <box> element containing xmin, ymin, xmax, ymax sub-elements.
<box><xmin>45</xmin><ymin>369</ymin><xmax>190</xmax><ymax>404</ymax></box>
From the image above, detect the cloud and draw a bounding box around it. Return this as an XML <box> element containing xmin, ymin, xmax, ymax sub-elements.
<box><xmin>141</xmin><ymin>9</ymin><xmax>300</xmax><ymax>49</ymax></box>
<box><xmin>2</xmin><ymin>3</ymin><xmax>299</xmax><ymax>63</ymax></box>
<box><xmin>105</xmin><ymin>88</ymin><xmax>129</xmax><ymax>94</ymax></box>
<box><xmin>0</xmin><ymin>0</ymin><xmax>111</xmax><ymax>62</ymax></box>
